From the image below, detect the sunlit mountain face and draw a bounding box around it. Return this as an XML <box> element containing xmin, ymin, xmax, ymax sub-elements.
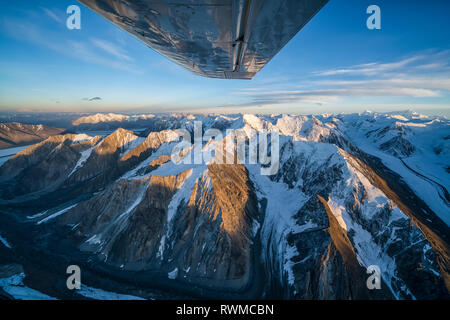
<box><xmin>0</xmin><ymin>110</ymin><xmax>448</xmax><ymax>300</ymax></box>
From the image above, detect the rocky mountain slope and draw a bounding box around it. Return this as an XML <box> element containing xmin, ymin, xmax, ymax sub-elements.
<box><xmin>0</xmin><ymin>123</ymin><xmax>64</xmax><ymax>149</ymax></box>
<box><xmin>0</xmin><ymin>111</ymin><xmax>448</xmax><ymax>300</ymax></box>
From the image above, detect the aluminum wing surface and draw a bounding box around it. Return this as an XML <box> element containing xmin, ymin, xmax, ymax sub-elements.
<box><xmin>78</xmin><ymin>0</ymin><xmax>328</xmax><ymax>79</ymax></box>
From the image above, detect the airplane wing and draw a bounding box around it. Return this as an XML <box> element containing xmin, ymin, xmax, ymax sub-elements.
<box><xmin>78</xmin><ymin>0</ymin><xmax>328</xmax><ymax>79</ymax></box>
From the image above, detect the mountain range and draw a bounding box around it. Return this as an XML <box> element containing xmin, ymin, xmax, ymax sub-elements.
<box><xmin>0</xmin><ymin>111</ymin><xmax>448</xmax><ymax>300</ymax></box>
<box><xmin>0</xmin><ymin>123</ymin><xmax>64</xmax><ymax>150</ymax></box>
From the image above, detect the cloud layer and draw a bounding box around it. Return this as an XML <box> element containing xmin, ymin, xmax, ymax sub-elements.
<box><xmin>235</xmin><ymin>51</ymin><xmax>450</xmax><ymax>107</ymax></box>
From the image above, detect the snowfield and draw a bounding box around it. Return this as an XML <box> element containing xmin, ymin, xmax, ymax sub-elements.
<box><xmin>76</xmin><ymin>284</ymin><xmax>145</xmax><ymax>300</ymax></box>
<box><xmin>0</xmin><ymin>273</ymin><xmax>56</xmax><ymax>300</ymax></box>
<box><xmin>0</xmin><ymin>234</ymin><xmax>12</xmax><ymax>249</ymax></box>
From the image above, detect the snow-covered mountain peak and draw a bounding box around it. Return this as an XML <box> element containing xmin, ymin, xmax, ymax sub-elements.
<box><xmin>72</xmin><ymin>113</ymin><xmax>130</xmax><ymax>126</ymax></box>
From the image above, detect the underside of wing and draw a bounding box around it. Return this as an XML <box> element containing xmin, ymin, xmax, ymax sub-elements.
<box><xmin>78</xmin><ymin>0</ymin><xmax>328</xmax><ymax>79</ymax></box>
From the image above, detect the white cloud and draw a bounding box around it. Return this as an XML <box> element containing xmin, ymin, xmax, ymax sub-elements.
<box><xmin>1</xmin><ymin>17</ymin><xmax>141</xmax><ymax>74</ymax></box>
<box><xmin>235</xmin><ymin>87</ymin><xmax>438</xmax><ymax>107</ymax></box>
<box><xmin>42</xmin><ymin>7</ymin><xmax>63</xmax><ymax>24</ymax></box>
<box><xmin>314</xmin><ymin>56</ymin><xmax>422</xmax><ymax>76</ymax></box>
<box><xmin>233</xmin><ymin>52</ymin><xmax>450</xmax><ymax>108</ymax></box>
<box><xmin>91</xmin><ymin>38</ymin><xmax>133</xmax><ymax>61</ymax></box>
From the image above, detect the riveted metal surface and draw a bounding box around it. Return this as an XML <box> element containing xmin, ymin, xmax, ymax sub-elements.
<box><xmin>78</xmin><ymin>0</ymin><xmax>328</xmax><ymax>79</ymax></box>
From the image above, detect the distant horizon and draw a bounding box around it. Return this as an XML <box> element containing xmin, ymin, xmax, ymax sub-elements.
<box><xmin>0</xmin><ymin>107</ymin><xmax>448</xmax><ymax>118</ymax></box>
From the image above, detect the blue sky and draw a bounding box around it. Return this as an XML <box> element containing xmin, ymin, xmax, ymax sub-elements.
<box><xmin>0</xmin><ymin>0</ymin><xmax>449</xmax><ymax>115</ymax></box>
